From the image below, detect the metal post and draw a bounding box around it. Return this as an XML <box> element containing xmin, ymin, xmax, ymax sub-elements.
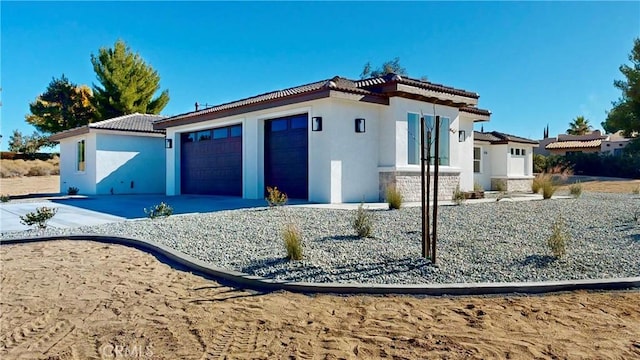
<box><xmin>426</xmin><ymin>129</ymin><xmax>432</xmax><ymax>259</ymax></box>
<box><xmin>432</xmin><ymin>116</ymin><xmax>441</xmax><ymax>264</ymax></box>
<box><xmin>420</xmin><ymin>116</ymin><xmax>426</xmax><ymax>259</ymax></box>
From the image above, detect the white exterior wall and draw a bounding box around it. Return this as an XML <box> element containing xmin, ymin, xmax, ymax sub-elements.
<box><xmin>59</xmin><ymin>133</ymin><xmax>97</xmax><ymax>194</ymax></box>
<box><xmin>507</xmin><ymin>144</ymin><xmax>535</xmax><ymax>177</ymax></box>
<box><xmin>490</xmin><ymin>144</ymin><xmax>508</xmax><ymax>177</ymax></box>
<box><xmin>95</xmin><ymin>133</ymin><xmax>165</xmax><ymax>194</ymax></box>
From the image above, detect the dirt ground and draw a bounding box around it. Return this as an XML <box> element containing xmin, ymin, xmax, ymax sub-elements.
<box><xmin>0</xmin><ymin>175</ymin><xmax>60</xmax><ymax>196</ymax></box>
<box><xmin>1</xmin><ymin>240</ymin><xmax>639</xmax><ymax>359</ymax></box>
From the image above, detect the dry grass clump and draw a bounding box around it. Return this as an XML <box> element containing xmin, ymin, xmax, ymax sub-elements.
<box><xmin>282</xmin><ymin>222</ymin><xmax>303</xmax><ymax>260</ymax></box>
<box><xmin>1</xmin><ymin>159</ymin><xmax>59</xmax><ymax>178</ymax></box>
<box><xmin>569</xmin><ymin>182</ymin><xmax>583</xmax><ymax>198</ymax></box>
<box><xmin>532</xmin><ymin>166</ymin><xmax>573</xmax><ymax>199</ymax></box>
<box><xmin>353</xmin><ymin>203</ymin><xmax>374</xmax><ymax>238</ymax></box>
<box><xmin>548</xmin><ymin>216</ymin><xmax>569</xmax><ymax>258</ymax></box>
<box><xmin>386</xmin><ymin>185</ymin><xmax>403</xmax><ymax>210</ymax></box>
<box><xmin>451</xmin><ymin>185</ymin><xmax>466</xmax><ymax>205</ymax></box>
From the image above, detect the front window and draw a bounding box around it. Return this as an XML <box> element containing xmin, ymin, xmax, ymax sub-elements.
<box><xmin>77</xmin><ymin>140</ymin><xmax>85</xmax><ymax>172</ymax></box>
<box><xmin>473</xmin><ymin>147</ymin><xmax>481</xmax><ymax>173</ymax></box>
<box><xmin>407</xmin><ymin>113</ymin><xmax>450</xmax><ymax>166</ymax></box>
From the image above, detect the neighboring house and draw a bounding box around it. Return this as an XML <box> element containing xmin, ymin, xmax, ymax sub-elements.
<box><xmin>473</xmin><ymin>131</ymin><xmax>537</xmax><ymax>191</ymax></box>
<box><xmin>153</xmin><ymin>74</ymin><xmax>491</xmax><ymax>203</ymax></box>
<box><xmin>536</xmin><ymin>130</ymin><xmax>631</xmax><ymax>156</ymax></box>
<box><xmin>50</xmin><ymin>113</ymin><xmax>167</xmax><ymax>195</ymax></box>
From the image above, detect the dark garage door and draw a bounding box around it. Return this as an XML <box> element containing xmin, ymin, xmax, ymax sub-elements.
<box><xmin>265</xmin><ymin>114</ymin><xmax>308</xmax><ymax>199</ymax></box>
<box><xmin>181</xmin><ymin>125</ymin><xmax>242</xmax><ymax>195</ymax></box>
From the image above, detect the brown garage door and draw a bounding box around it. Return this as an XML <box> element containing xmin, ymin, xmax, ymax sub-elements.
<box><xmin>265</xmin><ymin>114</ymin><xmax>308</xmax><ymax>199</ymax></box>
<box><xmin>181</xmin><ymin>125</ymin><xmax>242</xmax><ymax>195</ymax></box>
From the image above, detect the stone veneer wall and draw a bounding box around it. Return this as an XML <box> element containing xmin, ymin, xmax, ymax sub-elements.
<box><xmin>379</xmin><ymin>171</ymin><xmax>461</xmax><ymax>202</ymax></box>
<box><xmin>491</xmin><ymin>177</ymin><xmax>533</xmax><ymax>192</ymax></box>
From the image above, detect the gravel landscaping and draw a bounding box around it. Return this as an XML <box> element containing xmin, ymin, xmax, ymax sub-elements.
<box><xmin>2</xmin><ymin>192</ymin><xmax>639</xmax><ymax>285</ymax></box>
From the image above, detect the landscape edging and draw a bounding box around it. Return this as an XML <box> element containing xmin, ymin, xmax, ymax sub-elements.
<box><xmin>1</xmin><ymin>235</ymin><xmax>639</xmax><ymax>296</ymax></box>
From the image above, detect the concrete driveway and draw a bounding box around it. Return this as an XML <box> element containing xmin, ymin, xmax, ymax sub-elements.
<box><xmin>1</xmin><ymin>194</ymin><xmax>274</xmax><ymax>233</ymax></box>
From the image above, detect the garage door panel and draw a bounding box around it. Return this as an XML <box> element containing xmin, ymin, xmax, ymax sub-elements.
<box><xmin>265</xmin><ymin>114</ymin><xmax>308</xmax><ymax>199</ymax></box>
<box><xmin>181</xmin><ymin>125</ymin><xmax>242</xmax><ymax>196</ymax></box>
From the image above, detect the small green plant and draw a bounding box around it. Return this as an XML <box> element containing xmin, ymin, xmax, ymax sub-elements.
<box><xmin>547</xmin><ymin>217</ymin><xmax>568</xmax><ymax>258</ymax></box>
<box><xmin>541</xmin><ymin>180</ymin><xmax>557</xmax><ymax>200</ymax></box>
<box><xmin>473</xmin><ymin>182</ymin><xmax>483</xmax><ymax>192</ymax></box>
<box><xmin>569</xmin><ymin>182</ymin><xmax>582</xmax><ymax>198</ymax></box>
<box><xmin>385</xmin><ymin>185</ymin><xmax>403</xmax><ymax>210</ymax></box>
<box><xmin>144</xmin><ymin>202</ymin><xmax>173</xmax><ymax>219</ymax></box>
<box><xmin>67</xmin><ymin>186</ymin><xmax>79</xmax><ymax>195</ymax></box>
<box><xmin>495</xmin><ymin>181</ymin><xmax>507</xmax><ymax>192</ymax></box>
<box><xmin>353</xmin><ymin>203</ymin><xmax>373</xmax><ymax>238</ymax></box>
<box><xmin>20</xmin><ymin>206</ymin><xmax>57</xmax><ymax>229</ymax></box>
<box><xmin>282</xmin><ymin>222</ymin><xmax>303</xmax><ymax>260</ymax></box>
<box><xmin>451</xmin><ymin>185</ymin><xmax>466</xmax><ymax>205</ymax></box>
<box><xmin>266</xmin><ymin>186</ymin><xmax>288</xmax><ymax>207</ymax></box>
<box><xmin>0</xmin><ymin>194</ymin><xmax>10</xmax><ymax>202</ymax></box>
<box><xmin>632</xmin><ymin>186</ymin><xmax>640</xmax><ymax>195</ymax></box>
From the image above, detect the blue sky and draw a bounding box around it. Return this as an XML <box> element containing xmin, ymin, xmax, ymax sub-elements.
<box><xmin>2</xmin><ymin>1</ymin><xmax>639</xmax><ymax>151</ymax></box>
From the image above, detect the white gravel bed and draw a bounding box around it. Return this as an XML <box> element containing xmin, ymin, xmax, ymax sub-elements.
<box><xmin>2</xmin><ymin>193</ymin><xmax>639</xmax><ymax>285</ymax></box>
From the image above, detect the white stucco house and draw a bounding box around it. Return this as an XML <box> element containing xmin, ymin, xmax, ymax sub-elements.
<box><xmin>153</xmin><ymin>74</ymin><xmax>493</xmax><ymax>203</ymax></box>
<box><xmin>473</xmin><ymin>131</ymin><xmax>538</xmax><ymax>191</ymax></box>
<box><xmin>50</xmin><ymin>113</ymin><xmax>166</xmax><ymax>195</ymax></box>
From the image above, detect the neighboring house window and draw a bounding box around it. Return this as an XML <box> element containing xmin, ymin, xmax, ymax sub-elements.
<box><xmin>407</xmin><ymin>113</ymin><xmax>450</xmax><ymax>166</ymax></box>
<box><xmin>77</xmin><ymin>140</ymin><xmax>85</xmax><ymax>172</ymax></box>
<box><xmin>473</xmin><ymin>147</ymin><xmax>481</xmax><ymax>173</ymax></box>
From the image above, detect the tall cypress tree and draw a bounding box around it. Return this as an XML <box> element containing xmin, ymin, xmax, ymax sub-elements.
<box><xmin>91</xmin><ymin>40</ymin><xmax>170</xmax><ymax>120</ymax></box>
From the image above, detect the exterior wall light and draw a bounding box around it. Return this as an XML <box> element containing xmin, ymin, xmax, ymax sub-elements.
<box><xmin>312</xmin><ymin>116</ymin><xmax>323</xmax><ymax>131</ymax></box>
<box><xmin>165</xmin><ymin>139</ymin><xmax>173</xmax><ymax>149</ymax></box>
<box><xmin>458</xmin><ymin>130</ymin><xmax>466</xmax><ymax>142</ymax></box>
<box><xmin>355</xmin><ymin>118</ymin><xmax>366</xmax><ymax>133</ymax></box>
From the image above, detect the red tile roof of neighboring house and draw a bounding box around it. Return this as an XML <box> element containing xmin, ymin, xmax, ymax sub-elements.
<box><xmin>545</xmin><ymin>139</ymin><xmax>603</xmax><ymax>149</ymax></box>
<box><xmin>474</xmin><ymin>131</ymin><xmax>538</xmax><ymax>145</ymax></box>
<box><xmin>154</xmin><ymin>74</ymin><xmax>489</xmax><ymax>128</ymax></box>
<box><xmin>49</xmin><ymin>113</ymin><xmax>166</xmax><ymax>141</ymax></box>
<box><xmin>460</xmin><ymin>106</ymin><xmax>491</xmax><ymax>116</ymax></box>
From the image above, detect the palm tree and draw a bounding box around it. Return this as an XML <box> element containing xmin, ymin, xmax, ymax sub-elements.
<box><xmin>567</xmin><ymin>116</ymin><xmax>593</xmax><ymax>135</ymax></box>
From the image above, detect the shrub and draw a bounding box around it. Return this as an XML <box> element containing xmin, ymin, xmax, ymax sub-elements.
<box><xmin>265</xmin><ymin>186</ymin><xmax>288</xmax><ymax>207</ymax></box>
<box><xmin>531</xmin><ymin>173</ymin><xmax>549</xmax><ymax>193</ymax></box>
<box><xmin>473</xmin><ymin>182</ymin><xmax>483</xmax><ymax>192</ymax></box>
<box><xmin>144</xmin><ymin>202</ymin><xmax>173</xmax><ymax>219</ymax></box>
<box><xmin>569</xmin><ymin>182</ymin><xmax>582</xmax><ymax>198</ymax></box>
<box><xmin>27</xmin><ymin>165</ymin><xmax>51</xmax><ymax>176</ymax></box>
<box><xmin>451</xmin><ymin>185</ymin><xmax>466</xmax><ymax>205</ymax></box>
<box><xmin>541</xmin><ymin>180</ymin><xmax>557</xmax><ymax>199</ymax></box>
<box><xmin>495</xmin><ymin>180</ymin><xmax>507</xmax><ymax>192</ymax></box>
<box><xmin>0</xmin><ymin>160</ymin><xmax>29</xmax><ymax>178</ymax></box>
<box><xmin>0</xmin><ymin>194</ymin><xmax>10</xmax><ymax>202</ymax></box>
<box><xmin>282</xmin><ymin>222</ymin><xmax>303</xmax><ymax>260</ymax></box>
<box><xmin>67</xmin><ymin>187</ymin><xmax>79</xmax><ymax>195</ymax></box>
<box><xmin>632</xmin><ymin>186</ymin><xmax>640</xmax><ymax>195</ymax></box>
<box><xmin>547</xmin><ymin>217</ymin><xmax>568</xmax><ymax>258</ymax></box>
<box><xmin>353</xmin><ymin>203</ymin><xmax>373</xmax><ymax>238</ymax></box>
<box><xmin>20</xmin><ymin>206</ymin><xmax>57</xmax><ymax>229</ymax></box>
<box><xmin>385</xmin><ymin>185</ymin><xmax>403</xmax><ymax>210</ymax></box>
<box><xmin>533</xmin><ymin>154</ymin><xmax>547</xmax><ymax>174</ymax></box>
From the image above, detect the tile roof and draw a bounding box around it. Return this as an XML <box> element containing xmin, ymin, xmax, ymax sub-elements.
<box><xmin>154</xmin><ymin>74</ymin><xmax>488</xmax><ymax>127</ymax></box>
<box><xmin>49</xmin><ymin>113</ymin><xmax>166</xmax><ymax>141</ymax></box>
<box><xmin>89</xmin><ymin>113</ymin><xmax>166</xmax><ymax>133</ymax></box>
<box><xmin>474</xmin><ymin>131</ymin><xmax>538</xmax><ymax>145</ymax></box>
<box><xmin>545</xmin><ymin>139</ymin><xmax>602</xmax><ymax>149</ymax></box>
<box><xmin>460</xmin><ymin>106</ymin><xmax>491</xmax><ymax>116</ymax></box>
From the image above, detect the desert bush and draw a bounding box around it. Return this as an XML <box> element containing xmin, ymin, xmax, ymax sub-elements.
<box><xmin>541</xmin><ymin>180</ymin><xmax>557</xmax><ymax>199</ymax></box>
<box><xmin>266</xmin><ymin>186</ymin><xmax>288</xmax><ymax>207</ymax></box>
<box><xmin>495</xmin><ymin>181</ymin><xmax>507</xmax><ymax>192</ymax></box>
<box><xmin>20</xmin><ymin>206</ymin><xmax>57</xmax><ymax>229</ymax></box>
<box><xmin>451</xmin><ymin>185</ymin><xmax>466</xmax><ymax>205</ymax></box>
<box><xmin>547</xmin><ymin>217</ymin><xmax>568</xmax><ymax>258</ymax></box>
<box><xmin>473</xmin><ymin>182</ymin><xmax>483</xmax><ymax>191</ymax></box>
<box><xmin>0</xmin><ymin>194</ymin><xmax>10</xmax><ymax>202</ymax></box>
<box><xmin>282</xmin><ymin>222</ymin><xmax>303</xmax><ymax>260</ymax></box>
<box><xmin>0</xmin><ymin>160</ymin><xmax>30</xmax><ymax>178</ymax></box>
<box><xmin>385</xmin><ymin>185</ymin><xmax>403</xmax><ymax>210</ymax></box>
<box><xmin>569</xmin><ymin>182</ymin><xmax>582</xmax><ymax>198</ymax></box>
<box><xmin>67</xmin><ymin>187</ymin><xmax>79</xmax><ymax>195</ymax></box>
<box><xmin>353</xmin><ymin>203</ymin><xmax>373</xmax><ymax>238</ymax></box>
<box><xmin>144</xmin><ymin>202</ymin><xmax>173</xmax><ymax>219</ymax></box>
<box><xmin>531</xmin><ymin>173</ymin><xmax>549</xmax><ymax>193</ymax></box>
<box><xmin>632</xmin><ymin>186</ymin><xmax>640</xmax><ymax>195</ymax></box>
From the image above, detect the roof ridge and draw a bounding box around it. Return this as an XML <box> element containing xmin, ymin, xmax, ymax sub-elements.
<box><xmin>89</xmin><ymin>113</ymin><xmax>163</xmax><ymax>127</ymax></box>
